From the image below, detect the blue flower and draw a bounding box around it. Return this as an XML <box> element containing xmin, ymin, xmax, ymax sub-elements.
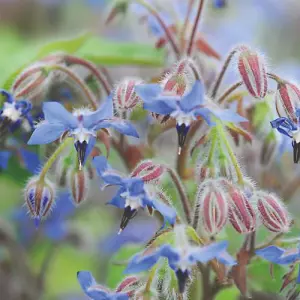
<box><xmin>124</xmin><ymin>225</ymin><xmax>235</xmax><ymax>293</ymax></box>
<box><xmin>0</xmin><ymin>90</ymin><xmax>34</xmax><ymax>133</ymax></box>
<box><xmin>28</xmin><ymin>96</ymin><xmax>139</xmax><ymax>168</ymax></box>
<box><xmin>0</xmin><ymin>151</ymin><xmax>12</xmax><ymax>169</ymax></box>
<box><xmin>135</xmin><ymin>80</ymin><xmax>247</xmax><ymax>152</ymax></box>
<box><xmin>77</xmin><ymin>271</ymin><xmax>128</xmax><ymax>300</ymax></box>
<box><xmin>270</xmin><ymin>112</ymin><xmax>300</xmax><ymax>163</ymax></box>
<box><xmin>93</xmin><ymin>156</ymin><xmax>176</xmax><ymax>233</ymax></box>
<box><xmin>256</xmin><ymin>245</ymin><xmax>300</xmax><ymax>283</ymax></box>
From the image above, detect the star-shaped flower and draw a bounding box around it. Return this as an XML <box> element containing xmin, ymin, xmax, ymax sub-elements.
<box><xmin>77</xmin><ymin>271</ymin><xmax>128</xmax><ymax>300</ymax></box>
<box><xmin>92</xmin><ymin>156</ymin><xmax>176</xmax><ymax>233</ymax></box>
<box><xmin>124</xmin><ymin>225</ymin><xmax>236</xmax><ymax>293</ymax></box>
<box><xmin>135</xmin><ymin>80</ymin><xmax>247</xmax><ymax>153</ymax></box>
<box><xmin>27</xmin><ymin>96</ymin><xmax>139</xmax><ymax>168</ymax></box>
<box><xmin>270</xmin><ymin>111</ymin><xmax>300</xmax><ymax>163</ymax></box>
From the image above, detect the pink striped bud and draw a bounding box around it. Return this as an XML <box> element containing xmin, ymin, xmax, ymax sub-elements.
<box><xmin>227</xmin><ymin>185</ymin><xmax>256</xmax><ymax>234</ymax></box>
<box><xmin>238</xmin><ymin>46</ymin><xmax>267</xmax><ymax>99</ymax></box>
<box><xmin>131</xmin><ymin>160</ymin><xmax>164</xmax><ymax>183</ymax></box>
<box><xmin>68</xmin><ymin>168</ymin><xmax>89</xmax><ymax>205</ymax></box>
<box><xmin>196</xmin><ymin>180</ymin><xmax>228</xmax><ymax>237</ymax></box>
<box><xmin>116</xmin><ymin>276</ymin><xmax>139</xmax><ymax>296</ymax></box>
<box><xmin>275</xmin><ymin>82</ymin><xmax>300</xmax><ymax>123</ymax></box>
<box><xmin>24</xmin><ymin>176</ymin><xmax>56</xmax><ymax>226</ymax></box>
<box><xmin>114</xmin><ymin>77</ymin><xmax>143</xmax><ymax>111</ymax></box>
<box><xmin>256</xmin><ymin>192</ymin><xmax>290</xmax><ymax>233</ymax></box>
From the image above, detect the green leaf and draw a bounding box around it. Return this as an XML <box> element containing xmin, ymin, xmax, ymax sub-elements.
<box><xmin>253</xmin><ymin>100</ymin><xmax>271</xmax><ymax>128</ymax></box>
<box><xmin>215</xmin><ymin>287</ymin><xmax>240</xmax><ymax>300</ymax></box>
<box><xmin>76</xmin><ymin>36</ymin><xmax>165</xmax><ymax>66</ymax></box>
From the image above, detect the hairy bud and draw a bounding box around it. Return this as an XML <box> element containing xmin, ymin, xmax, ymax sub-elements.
<box><xmin>256</xmin><ymin>191</ymin><xmax>290</xmax><ymax>233</ymax></box>
<box><xmin>275</xmin><ymin>82</ymin><xmax>300</xmax><ymax>123</ymax></box>
<box><xmin>227</xmin><ymin>184</ymin><xmax>256</xmax><ymax>234</ymax></box>
<box><xmin>131</xmin><ymin>160</ymin><xmax>164</xmax><ymax>183</ymax></box>
<box><xmin>238</xmin><ymin>46</ymin><xmax>267</xmax><ymax>99</ymax></box>
<box><xmin>68</xmin><ymin>168</ymin><xmax>90</xmax><ymax>205</ymax></box>
<box><xmin>114</xmin><ymin>77</ymin><xmax>143</xmax><ymax>111</ymax></box>
<box><xmin>196</xmin><ymin>180</ymin><xmax>228</xmax><ymax>237</ymax></box>
<box><xmin>24</xmin><ymin>176</ymin><xmax>56</xmax><ymax>226</ymax></box>
<box><xmin>116</xmin><ymin>276</ymin><xmax>139</xmax><ymax>296</ymax></box>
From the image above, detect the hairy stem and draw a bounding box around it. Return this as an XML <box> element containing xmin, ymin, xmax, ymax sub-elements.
<box><xmin>39</xmin><ymin>138</ymin><xmax>73</xmax><ymax>180</ymax></box>
<box><xmin>180</xmin><ymin>0</ymin><xmax>196</xmax><ymax>51</ymax></box>
<box><xmin>217</xmin><ymin>81</ymin><xmax>243</xmax><ymax>105</ymax></box>
<box><xmin>187</xmin><ymin>0</ymin><xmax>205</xmax><ymax>56</ymax></box>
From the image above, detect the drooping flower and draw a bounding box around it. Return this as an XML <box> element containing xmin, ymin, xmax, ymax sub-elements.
<box><xmin>27</xmin><ymin>96</ymin><xmax>139</xmax><ymax>168</ymax></box>
<box><xmin>135</xmin><ymin>80</ymin><xmax>247</xmax><ymax>153</ymax></box>
<box><xmin>92</xmin><ymin>156</ymin><xmax>176</xmax><ymax>233</ymax></box>
<box><xmin>0</xmin><ymin>90</ymin><xmax>34</xmax><ymax>133</ymax></box>
<box><xmin>124</xmin><ymin>225</ymin><xmax>236</xmax><ymax>293</ymax></box>
<box><xmin>270</xmin><ymin>109</ymin><xmax>300</xmax><ymax>163</ymax></box>
<box><xmin>77</xmin><ymin>271</ymin><xmax>129</xmax><ymax>300</ymax></box>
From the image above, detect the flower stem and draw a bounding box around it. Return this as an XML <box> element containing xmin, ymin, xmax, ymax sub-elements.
<box><xmin>216</xmin><ymin>121</ymin><xmax>244</xmax><ymax>185</ymax></box>
<box><xmin>187</xmin><ymin>0</ymin><xmax>205</xmax><ymax>56</ymax></box>
<box><xmin>42</xmin><ymin>64</ymin><xmax>98</xmax><ymax>110</ymax></box>
<box><xmin>39</xmin><ymin>138</ymin><xmax>73</xmax><ymax>181</ymax></box>
<box><xmin>217</xmin><ymin>81</ymin><xmax>243</xmax><ymax>105</ymax></box>
<box><xmin>144</xmin><ymin>265</ymin><xmax>157</xmax><ymax>296</ymax></box>
<box><xmin>166</xmin><ymin>167</ymin><xmax>192</xmax><ymax>224</ymax></box>
<box><xmin>135</xmin><ymin>0</ymin><xmax>180</xmax><ymax>58</ymax></box>
<box><xmin>211</xmin><ymin>48</ymin><xmax>239</xmax><ymax>98</ymax></box>
<box><xmin>180</xmin><ymin>0</ymin><xmax>195</xmax><ymax>51</ymax></box>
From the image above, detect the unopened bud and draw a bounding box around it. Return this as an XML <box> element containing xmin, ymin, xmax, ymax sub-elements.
<box><xmin>131</xmin><ymin>160</ymin><xmax>164</xmax><ymax>183</ymax></box>
<box><xmin>24</xmin><ymin>176</ymin><xmax>56</xmax><ymax>226</ymax></box>
<box><xmin>196</xmin><ymin>180</ymin><xmax>228</xmax><ymax>237</ymax></box>
<box><xmin>227</xmin><ymin>184</ymin><xmax>256</xmax><ymax>234</ymax></box>
<box><xmin>256</xmin><ymin>191</ymin><xmax>290</xmax><ymax>233</ymax></box>
<box><xmin>114</xmin><ymin>77</ymin><xmax>143</xmax><ymax>111</ymax></box>
<box><xmin>161</xmin><ymin>71</ymin><xmax>188</xmax><ymax>97</ymax></box>
<box><xmin>68</xmin><ymin>168</ymin><xmax>89</xmax><ymax>205</ymax></box>
<box><xmin>116</xmin><ymin>276</ymin><xmax>139</xmax><ymax>297</ymax></box>
<box><xmin>275</xmin><ymin>82</ymin><xmax>300</xmax><ymax>123</ymax></box>
<box><xmin>55</xmin><ymin>157</ymin><xmax>70</xmax><ymax>187</ymax></box>
<box><xmin>238</xmin><ymin>46</ymin><xmax>267</xmax><ymax>99</ymax></box>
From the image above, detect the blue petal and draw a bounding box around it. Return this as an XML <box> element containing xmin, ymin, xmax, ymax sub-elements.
<box><xmin>212</xmin><ymin>109</ymin><xmax>248</xmax><ymax>123</ymax></box>
<box><xmin>77</xmin><ymin>271</ymin><xmax>108</xmax><ymax>299</ymax></box>
<box><xmin>27</xmin><ymin>123</ymin><xmax>66</xmax><ymax>145</ymax></box>
<box><xmin>83</xmin><ymin>95</ymin><xmax>114</xmax><ymax>129</ymax></box>
<box><xmin>43</xmin><ymin>220</ymin><xmax>67</xmax><ymax>241</ymax></box>
<box><xmin>179</xmin><ymin>81</ymin><xmax>205</xmax><ymax>112</ymax></box>
<box><xmin>0</xmin><ymin>151</ymin><xmax>11</xmax><ymax>169</ymax></box>
<box><xmin>108</xmin><ymin>188</ymin><xmax>126</xmax><ymax>209</ymax></box>
<box><xmin>96</xmin><ymin>119</ymin><xmax>139</xmax><ymax>138</ymax></box>
<box><xmin>159</xmin><ymin>245</ymin><xmax>180</xmax><ymax>269</ymax></box>
<box><xmin>216</xmin><ymin>250</ymin><xmax>236</xmax><ymax>266</ymax></box>
<box><xmin>255</xmin><ymin>246</ymin><xmax>295</xmax><ymax>264</ymax></box>
<box><xmin>0</xmin><ymin>90</ymin><xmax>14</xmax><ymax>103</ymax></box>
<box><xmin>143</xmin><ymin>99</ymin><xmax>177</xmax><ymax>115</ymax></box>
<box><xmin>189</xmin><ymin>241</ymin><xmax>230</xmax><ymax>264</ymax></box>
<box><xmin>134</xmin><ymin>84</ymin><xmax>163</xmax><ymax>101</ymax></box>
<box><xmin>83</xmin><ymin>136</ymin><xmax>96</xmax><ymax>165</ymax></box>
<box><xmin>124</xmin><ymin>251</ymin><xmax>161</xmax><ymax>274</ymax></box>
<box><xmin>19</xmin><ymin>149</ymin><xmax>41</xmax><ymax>174</ymax></box>
<box><xmin>93</xmin><ymin>156</ymin><xmax>124</xmax><ymax>185</ymax></box>
<box><xmin>193</xmin><ymin>108</ymin><xmax>215</xmax><ymax>126</ymax></box>
<box><xmin>43</xmin><ymin>102</ymin><xmax>77</xmax><ymax>129</ymax></box>
<box><xmin>126</xmin><ymin>178</ymin><xmax>145</xmax><ymax>196</ymax></box>
<box><xmin>150</xmin><ymin>199</ymin><xmax>176</xmax><ymax>226</ymax></box>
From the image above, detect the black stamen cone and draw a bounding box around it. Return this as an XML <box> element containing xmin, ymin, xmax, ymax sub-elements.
<box><xmin>292</xmin><ymin>141</ymin><xmax>300</xmax><ymax>163</ymax></box>
<box><xmin>75</xmin><ymin>141</ymin><xmax>88</xmax><ymax>167</ymax></box>
<box><xmin>176</xmin><ymin>124</ymin><xmax>190</xmax><ymax>149</ymax></box>
<box><xmin>176</xmin><ymin>269</ymin><xmax>189</xmax><ymax>294</ymax></box>
<box><xmin>120</xmin><ymin>206</ymin><xmax>137</xmax><ymax>231</ymax></box>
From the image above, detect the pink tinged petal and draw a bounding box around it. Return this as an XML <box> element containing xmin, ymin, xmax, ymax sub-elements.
<box><xmin>238</xmin><ymin>47</ymin><xmax>267</xmax><ymax>99</ymax></box>
<box><xmin>69</xmin><ymin>169</ymin><xmax>89</xmax><ymax>205</ymax></box>
<box><xmin>131</xmin><ymin>160</ymin><xmax>164</xmax><ymax>182</ymax></box>
<box><xmin>256</xmin><ymin>192</ymin><xmax>290</xmax><ymax>233</ymax></box>
<box><xmin>228</xmin><ymin>186</ymin><xmax>256</xmax><ymax>234</ymax></box>
<box><xmin>116</xmin><ymin>276</ymin><xmax>138</xmax><ymax>296</ymax></box>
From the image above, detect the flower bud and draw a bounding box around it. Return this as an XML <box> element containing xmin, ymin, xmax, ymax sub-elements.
<box><xmin>131</xmin><ymin>160</ymin><xmax>164</xmax><ymax>183</ymax></box>
<box><xmin>114</xmin><ymin>77</ymin><xmax>143</xmax><ymax>111</ymax></box>
<box><xmin>116</xmin><ymin>276</ymin><xmax>139</xmax><ymax>296</ymax></box>
<box><xmin>238</xmin><ymin>46</ymin><xmax>267</xmax><ymax>99</ymax></box>
<box><xmin>275</xmin><ymin>82</ymin><xmax>300</xmax><ymax>123</ymax></box>
<box><xmin>227</xmin><ymin>185</ymin><xmax>256</xmax><ymax>234</ymax></box>
<box><xmin>55</xmin><ymin>157</ymin><xmax>70</xmax><ymax>187</ymax></box>
<box><xmin>256</xmin><ymin>191</ymin><xmax>290</xmax><ymax>233</ymax></box>
<box><xmin>161</xmin><ymin>71</ymin><xmax>188</xmax><ymax>97</ymax></box>
<box><xmin>24</xmin><ymin>176</ymin><xmax>56</xmax><ymax>226</ymax></box>
<box><xmin>196</xmin><ymin>180</ymin><xmax>228</xmax><ymax>237</ymax></box>
<box><xmin>68</xmin><ymin>168</ymin><xmax>89</xmax><ymax>205</ymax></box>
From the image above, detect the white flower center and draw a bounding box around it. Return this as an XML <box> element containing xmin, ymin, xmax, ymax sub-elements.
<box><xmin>72</xmin><ymin>127</ymin><xmax>95</xmax><ymax>143</ymax></box>
<box><xmin>292</xmin><ymin>129</ymin><xmax>300</xmax><ymax>143</ymax></box>
<box><xmin>2</xmin><ymin>102</ymin><xmax>22</xmax><ymax>122</ymax></box>
<box><xmin>120</xmin><ymin>191</ymin><xmax>143</xmax><ymax>210</ymax></box>
<box><xmin>171</xmin><ymin>110</ymin><xmax>196</xmax><ymax>126</ymax></box>
<box><xmin>176</xmin><ymin>247</ymin><xmax>191</xmax><ymax>272</ymax></box>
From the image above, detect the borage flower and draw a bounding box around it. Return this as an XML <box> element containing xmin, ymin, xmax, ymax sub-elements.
<box><xmin>93</xmin><ymin>156</ymin><xmax>176</xmax><ymax>233</ymax></box>
<box><xmin>77</xmin><ymin>271</ymin><xmax>128</xmax><ymax>300</ymax></box>
<box><xmin>28</xmin><ymin>96</ymin><xmax>139</xmax><ymax>169</ymax></box>
<box><xmin>0</xmin><ymin>90</ymin><xmax>33</xmax><ymax>133</ymax></box>
<box><xmin>270</xmin><ymin>110</ymin><xmax>300</xmax><ymax>163</ymax></box>
<box><xmin>256</xmin><ymin>245</ymin><xmax>300</xmax><ymax>285</ymax></box>
<box><xmin>135</xmin><ymin>80</ymin><xmax>247</xmax><ymax>153</ymax></box>
<box><xmin>124</xmin><ymin>225</ymin><xmax>236</xmax><ymax>293</ymax></box>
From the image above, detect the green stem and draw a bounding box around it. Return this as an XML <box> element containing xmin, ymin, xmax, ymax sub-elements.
<box><xmin>207</xmin><ymin>129</ymin><xmax>217</xmax><ymax>164</ymax></box>
<box><xmin>216</xmin><ymin>122</ymin><xmax>244</xmax><ymax>185</ymax></box>
<box><xmin>39</xmin><ymin>138</ymin><xmax>73</xmax><ymax>181</ymax></box>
